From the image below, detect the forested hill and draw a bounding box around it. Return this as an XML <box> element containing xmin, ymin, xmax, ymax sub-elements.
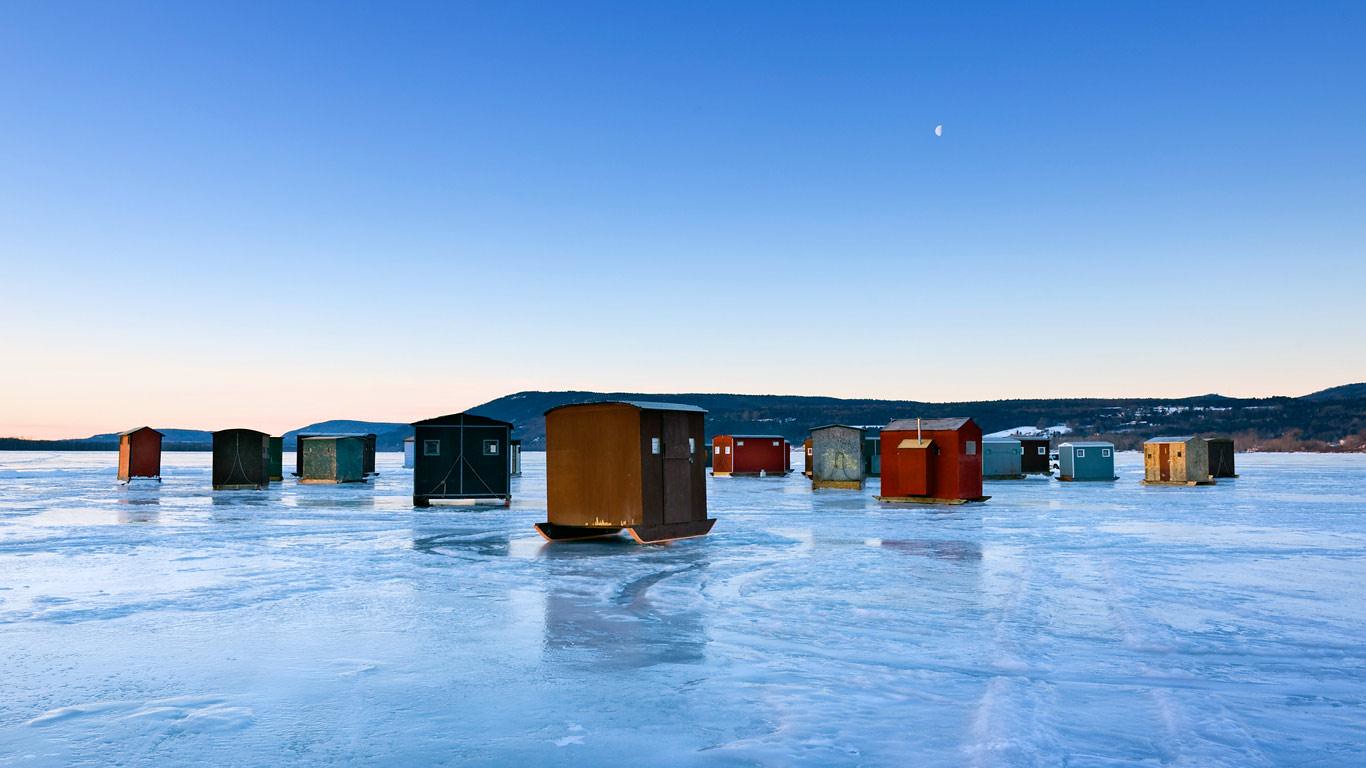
<box><xmin>469</xmin><ymin>388</ymin><xmax>1366</xmax><ymax>451</ymax></box>
<box><xmin>3</xmin><ymin>385</ymin><xmax>1364</xmax><ymax>452</ymax></box>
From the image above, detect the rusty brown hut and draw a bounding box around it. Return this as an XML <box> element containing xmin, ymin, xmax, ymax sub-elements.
<box><xmin>537</xmin><ymin>401</ymin><xmax>713</xmax><ymax>544</ymax></box>
<box><xmin>117</xmin><ymin>427</ymin><xmax>163</xmax><ymax>482</ymax></box>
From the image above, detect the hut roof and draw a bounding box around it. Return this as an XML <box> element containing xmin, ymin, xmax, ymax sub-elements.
<box><xmin>1061</xmin><ymin>441</ymin><xmax>1113</xmax><ymax>448</ymax></box>
<box><xmin>412</xmin><ymin>413</ymin><xmax>513</xmax><ymax>429</ymax></box>
<box><xmin>810</xmin><ymin>424</ymin><xmax>864</xmax><ymax>433</ymax></box>
<box><xmin>1144</xmin><ymin>436</ymin><xmax>1196</xmax><ymax>444</ymax></box>
<box><xmin>545</xmin><ymin>400</ymin><xmax>706</xmax><ymax>415</ymax></box>
<box><xmin>983</xmin><ymin>437</ymin><xmax>1021</xmax><ymax>444</ymax></box>
<box><xmin>726</xmin><ymin>434</ymin><xmax>786</xmax><ymax>440</ymax></box>
<box><xmin>886</xmin><ymin>417</ymin><xmax>973</xmax><ymax>432</ymax></box>
<box><xmin>118</xmin><ymin>426</ymin><xmax>162</xmax><ymax>436</ymax></box>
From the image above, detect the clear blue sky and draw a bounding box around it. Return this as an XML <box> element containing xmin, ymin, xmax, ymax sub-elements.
<box><xmin>2</xmin><ymin>1</ymin><xmax>1363</xmax><ymax>437</ymax></box>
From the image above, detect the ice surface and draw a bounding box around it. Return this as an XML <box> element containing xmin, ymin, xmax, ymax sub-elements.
<box><xmin>2</xmin><ymin>451</ymin><xmax>1365</xmax><ymax>766</ymax></box>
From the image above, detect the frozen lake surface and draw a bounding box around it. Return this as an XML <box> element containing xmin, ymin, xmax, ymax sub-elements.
<box><xmin>2</xmin><ymin>451</ymin><xmax>1365</xmax><ymax>766</ymax></box>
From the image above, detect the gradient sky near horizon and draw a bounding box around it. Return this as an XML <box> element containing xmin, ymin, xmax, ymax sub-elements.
<box><xmin>2</xmin><ymin>2</ymin><xmax>1364</xmax><ymax>438</ymax></box>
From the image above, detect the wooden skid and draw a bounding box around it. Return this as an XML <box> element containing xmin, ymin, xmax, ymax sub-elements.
<box><xmin>415</xmin><ymin>496</ymin><xmax>511</xmax><ymax>508</ymax></box>
<box><xmin>534</xmin><ymin>522</ymin><xmax>625</xmax><ymax>541</ymax></box>
<box><xmin>711</xmin><ymin>471</ymin><xmax>732</xmax><ymax>477</ymax></box>
<box><xmin>875</xmin><ymin>495</ymin><xmax>991</xmax><ymax>505</ymax></box>
<box><xmin>627</xmin><ymin>518</ymin><xmax>717</xmax><ymax>544</ymax></box>
<box><xmin>812</xmin><ymin>480</ymin><xmax>864</xmax><ymax>490</ymax></box>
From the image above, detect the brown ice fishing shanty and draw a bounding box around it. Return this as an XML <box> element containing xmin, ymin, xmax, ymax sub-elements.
<box><xmin>117</xmin><ymin>427</ymin><xmax>163</xmax><ymax>482</ymax></box>
<box><xmin>536</xmin><ymin>401</ymin><xmax>714</xmax><ymax>544</ymax></box>
<box><xmin>1143</xmin><ymin>436</ymin><xmax>1215</xmax><ymax>486</ymax></box>
<box><xmin>876</xmin><ymin>417</ymin><xmax>988</xmax><ymax>504</ymax></box>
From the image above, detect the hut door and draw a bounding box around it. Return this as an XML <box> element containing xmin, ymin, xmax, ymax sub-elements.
<box><xmin>661</xmin><ymin>413</ymin><xmax>693</xmax><ymax>525</ymax></box>
<box><xmin>1158</xmin><ymin>443</ymin><xmax>1171</xmax><ymax>482</ymax></box>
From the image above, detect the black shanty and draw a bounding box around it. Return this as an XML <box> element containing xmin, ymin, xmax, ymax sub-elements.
<box><xmin>294</xmin><ymin>432</ymin><xmax>378</xmax><ymax>477</ymax></box>
<box><xmin>411</xmin><ymin>413</ymin><xmax>513</xmax><ymax>507</ymax></box>
<box><xmin>1206</xmin><ymin>437</ymin><xmax>1238</xmax><ymax>478</ymax></box>
<box><xmin>212</xmin><ymin>428</ymin><xmax>271</xmax><ymax>490</ymax></box>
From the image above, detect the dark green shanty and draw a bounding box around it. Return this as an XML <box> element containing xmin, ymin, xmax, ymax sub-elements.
<box><xmin>212</xmin><ymin>428</ymin><xmax>271</xmax><ymax>490</ymax></box>
<box><xmin>412</xmin><ymin>412</ymin><xmax>513</xmax><ymax>507</ymax></box>
<box><xmin>294</xmin><ymin>433</ymin><xmax>377</xmax><ymax>477</ymax></box>
<box><xmin>269</xmin><ymin>436</ymin><xmax>284</xmax><ymax>481</ymax></box>
<box><xmin>299</xmin><ymin>436</ymin><xmax>367</xmax><ymax>484</ymax></box>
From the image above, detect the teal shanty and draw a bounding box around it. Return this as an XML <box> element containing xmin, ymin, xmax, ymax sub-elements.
<box><xmin>982</xmin><ymin>438</ymin><xmax>1025</xmax><ymax>479</ymax></box>
<box><xmin>299</xmin><ymin>436</ymin><xmax>367</xmax><ymax>484</ymax></box>
<box><xmin>1058</xmin><ymin>441</ymin><xmax>1117</xmax><ymax>481</ymax></box>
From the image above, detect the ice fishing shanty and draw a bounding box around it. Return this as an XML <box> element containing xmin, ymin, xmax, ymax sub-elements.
<box><xmin>1057</xmin><ymin>442</ymin><xmax>1117</xmax><ymax>481</ymax></box>
<box><xmin>509</xmin><ymin>439</ymin><xmax>522</xmax><ymax>476</ymax></box>
<box><xmin>1017</xmin><ymin>436</ymin><xmax>1051</xmax><ymax>474</ymax></box>
<box><xmin>536</xmin><ymin>401</ymin><xmax>714</xmax><ymax>544</ymax></box>
<box><xmin>268</xmin><ymin>436</ymin><xmax>284</xmax><ymax>482</ymax></box>
<box><xmin>810</xmin><ymin>425</ymin><xmax>866</xmax><ymax>490</ymax></box>
<box><xmin>117</xmin><ymin>426</ymin><xmax>162</xmax><ymax>482</ymax></box>
<box><xmin>411</xmin><ymin>413</ymin><xmax>513</xmax><ymax>507</ymax></box>
<box><xmin>802</xmin><ymin>438</ymin><xmax>813</xmax><ymax>478</ymax></box>
<box><xmin>212</xmin><ymin>428</ymin><xmax>271</xmax><ymax>490</ymax></box>
<box><xmin>711</xmin><ymin>434</ymin><xmax>791</xmax><ymax>476</ymax></box>
<box><xmin>295</xmin><ymin>433</ymin><xmax>377</xmax><ymax>477</ymax></box>
<box><xmin>403</xmin><ymin>436</ymin><xmax>415</xmax><ymax>468</ymax></box>
<box><xmin>982</xmin><ymin>437</ymin><xmax>1025</xmax><ymax>480</ymax></box>
<box><xmin>876</xmin><ymin>417</ymin><xmax>988</xmax><ymax>504</ymax></box>
<box><xmin>1205</xmin><ymin>437</ymin><xmax>1238</xmax><ymax>478</ymax></box>
<box><xmin>863</xmin><ymin>431</ymin><xmax>882</xmax><ymax>477</ymax></box>
<box><xmin>1143</xmin><ymin>436</ymin><xmax>1214</xmax><ymax>486</ymax></box>
<box><xmin>299</xmin><ymin>436</ymin><xmax>367</xmax><ymax>484</ymax></box>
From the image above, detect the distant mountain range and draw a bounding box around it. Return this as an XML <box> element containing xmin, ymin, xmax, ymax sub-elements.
<box><xmin>3</xmin><ymin>384</ymin><xmax>1364</xmax><ymax>452</ymax></box>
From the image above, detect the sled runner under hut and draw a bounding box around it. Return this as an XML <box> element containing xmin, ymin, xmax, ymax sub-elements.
<box><xmin>536</xmin><ymin>401</ymin><xmax>714</xmax><ymax>544</ymax></box>
<box><xmin>411</xmin><ymin>413</ymin><xmax>513</xmax><ymax>507</ymax></box>
<box><xmin>212</xmin><ymin>428</ymin><xmax>271</xmax><ymax>490</ymax></box>
<box><xmin>117</xmin><ymin>426</ymin><xmax>163</xmax><ymax>482</ymax></box>
<box><xmin>875</xmin><ymin>417</ymin><xmax>989</xmax><ymax>504</ymax></box>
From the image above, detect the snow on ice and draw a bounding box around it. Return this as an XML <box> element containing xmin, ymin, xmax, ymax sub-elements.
<box><xmin>2</xmin><ymin>450</ymin><xmax>1365</xmax><ymax>766</ymax></box>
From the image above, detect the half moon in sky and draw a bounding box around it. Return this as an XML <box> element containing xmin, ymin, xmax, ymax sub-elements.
<box><xmin>934</xmin><ymin>124</ymin><xmax>943</xmax><ymax>137</ymax></box>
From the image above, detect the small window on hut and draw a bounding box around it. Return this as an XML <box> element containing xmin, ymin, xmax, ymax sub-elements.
<box><xmin>724</xmin><ymin>446</ymin><xmax>731</xmax><ymax>455</ymax></box>
<box><xmin>965</xmin><ymin>441</ymin><xmax>976</xmax><ymax>455</ymax></box>
<box><xmin>483</xmin><ymin>439</ymin><xmax>499</xmax><ymax>456</ymax></box>
<box><xmin>1018</xmin><ymin>446</ymin><xmax>1025</xmax><ymax>455</ymax></box>
<box><xmin>737</xmin><ymin>440</ymin><xmax>745</xmax><ymax>447</ymax></box>
<box><xmin>424</xmin><ymin>440</ymin><xmax>440</xmax><ymax>456</ymax></box>
<box><xmin>1076</xmin><ymin>449</ymin><xmax>1086</xmax><ymax>458</ymax></box>
<box><xmin>1038</xmin><ymin>447</ymin><xmax>1047</xmax><ymax>455</ymax></box>
<box><xmin>772</xmin><ymin>441</ymin><xmax>779</xmax><ymax>447</ymax></box>
<box><xmin>1176</xmin><ymin>450</ymin><xmax>1182</xmax><ymax>458</ymax></box>
<box><xmin>1102</xmin><ymin>448</ymin><xmax>1112</xmax><ymax>458</ymax></box>
<box><xmin>688</xmin><ymin>438</ymin><xmax>695</xmax><ymax>454</ymax></box>
<box><xmin>651</xmin><ymin>437</ymin><xmax>660</xmax><ymax>455</ymax></box>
